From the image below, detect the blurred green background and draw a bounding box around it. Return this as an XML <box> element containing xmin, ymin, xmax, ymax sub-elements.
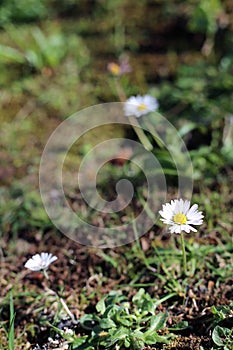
<box><xmin>0</xmin><ymin>0</ymin><xmax>233</xmax><ymax>234</ymax></box>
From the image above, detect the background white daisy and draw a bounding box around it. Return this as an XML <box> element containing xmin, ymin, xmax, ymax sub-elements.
<box><xmin>124</xmin><ymin>94</ymin><xmax>159</xmax><ymax>118</ymax></box>
<box><xmin>25</xmin><ymin>252</ymin><xmax>57</xmax><ymax>271</ymax></box>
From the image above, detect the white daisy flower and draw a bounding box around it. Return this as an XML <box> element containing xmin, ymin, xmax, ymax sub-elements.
<box><xmin>24</xmin><ymin>252</ymin><xmax>57</xmax><ymax>271</ymax></box>
<box><xmin>159</xmin><ymin>199</ymin><xmax>204</xmax><ymax>234</ymax></box>
<box><xmin>124</xmin><ymin>94</ymin><xmax>159</xmax><ymax>118</ymax></box>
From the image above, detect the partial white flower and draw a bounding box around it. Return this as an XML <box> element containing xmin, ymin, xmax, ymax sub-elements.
<box><xmin>159</xmin><ymin>199</ymin><xmax>204</xmax><ymax>234</ymax></box>
<box><xmin>24</xmin><ymin>252</ymin><xmax>57</xmax><ymax>271</ymax></box>
<box><xmin>124</xmin><ymin>94</ymin><xmax>159</xmax><ymax>118</ymax></box>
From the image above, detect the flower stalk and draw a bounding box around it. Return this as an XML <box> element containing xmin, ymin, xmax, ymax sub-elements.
<box><xmin>180</xmin><ymin>232</ymin><xmax>187</xmax><ymax>276</ymax></box>
<box><xmin>128</xmin><ymin>115</ymin><xmax>153</xmax><ymax>151</ymax></box>
<box><xmin>25</xmin><ymin>252</ymin><xmax>75</xmax><ymax>322</ymax></box>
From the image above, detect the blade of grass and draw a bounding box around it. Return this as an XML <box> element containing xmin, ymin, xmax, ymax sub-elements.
<box><xmin>8</xmin><ymin>291</ymin><xmax>15</xmax><ymax>350</ymax></box>
<box><xmin>98</xmin><ymin>251</ymin><xmax>119</xmax><ymax>269</ymax></box>
<box><xmin>0</xmin><ymin>44</ymin><xmax>25</xmax><ymax>63</ymax></box>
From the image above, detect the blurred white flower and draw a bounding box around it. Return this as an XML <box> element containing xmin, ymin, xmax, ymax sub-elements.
<box><xmin>159</xmin><ymin>199</ymin><xmax>204</xmax><ymax>234</ymax></box>
<box><xmin>25</xmin><ymin>252</ymin><xmax>57</xmax><ymax>271</ymax></box>
<box><xmin>124</xmin><ymin>94</ymin><xmax>159</xmax><ymax>118</ymax></box>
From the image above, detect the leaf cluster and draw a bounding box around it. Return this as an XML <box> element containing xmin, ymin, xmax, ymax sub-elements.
<box><xmin>70</xmin><ymin>289</ymin><xmax>173</xmax><ymax>349</ymax></box>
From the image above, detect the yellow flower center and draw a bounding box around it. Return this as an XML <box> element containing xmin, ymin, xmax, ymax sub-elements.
<box><xmin>108</xmin><ymin>63</ymin><xmax>120</xmax><ymax>76</ymax></box>
<box><xmin>173</xmin><ymin>213</ymin><xmax>187</xmax><ymax>225</ymax></box>
<box><xmin>137</xmin><ymin>103</ymin><xmax>147</xmax><ymax>111</ymax></box>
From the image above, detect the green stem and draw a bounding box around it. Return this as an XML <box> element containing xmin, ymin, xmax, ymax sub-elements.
<box><xmin>180</xmin><ymin>232</ymin><xmax>187</xmax><ymax>276</ymax></box>
<box><xmin>114</xmin><ymin>77</ymin><xmax>126</xmax><ymax>101</ymax></box>
<box><xmin>113</xmin><ymin>78</ymin><xmax>153</xmax><ymax>151</ymax></box>
<box><xmin>128</xmin><ymin>116</ymin><xmax>153</xmax><ymax>151</ymax></box>
<box><xmin>43</xmin><ymin>275</ymin><xmax>75</xmax><ymax>322</ymax></box>
<box><xmin>144</xmin><ymin>119</ymin><xmax>165</xmax><ymax>149</ymax></box>
<box><xmin>43</xmin><ymin>269</ymin><xmax>49</xmax><ymax>280</ymax></box>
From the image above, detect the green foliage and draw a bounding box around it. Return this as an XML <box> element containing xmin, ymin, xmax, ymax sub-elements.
<box><xmin>0</xmin><ymin>291</ymin><xmax>16</xmax><ymax>350</ymax></box>
<box><xmin>209</xmin><ymin>304</ymin><xmax>233</xmax><ymax>349</ymax></box>
<box><xmin>0</xmin><ymin>25</ymin><xmax>90</xmax><ymax>72</ymax></box>
<box><xmin>0</xmin><ymin>44</ymin><xmax>26</xmax><ymax>64</ymax></box>
<box><xmin>212</xmin><ymin>326</ymin><xmax>233</xmax><ymax>349</ymax></box>
<box><xmin>211</xmin><ymin>304</ymin><xmax>233</xmax><ymax>328</ymax></box>
<box><xmin>157</xmin><ymin>57</ymin><xmax>233</xmax><ymax>181</ymax></box>
<box><xmin>69</xmin><ymin>289</ymin><xmax>172</xmax><ymax>349</ymax></box>
<box><xmin>0</xmin><ymin>186</ymin><xmax>52</xmax><ymax>235</ymax></box>
<box><xmin>0</xmin><ymin>0</ymin><xmax>48</xmax><ymax>26</ymax></box>
<box><xmin>188</xmin><ymin>0</ymin><xmax>222</xmax><ymax>35</ymax></box>
<box><xmin>0</xmin><ymin>23</ymin><xmax>91</xmax><ymax>114</ymax></box>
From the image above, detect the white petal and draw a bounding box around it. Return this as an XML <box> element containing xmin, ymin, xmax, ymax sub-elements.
<box><xmin>183</xmin><ymin>200</ymin><xmax>191</xmax><ymax>214</ymax></box>
<box><xmin>49</xmin><ymin>255</ymin><xmax>58</xmax><ymax>263</ymax></box>
<box><xmin>160</xmin><ymin>218</ymin><xmax>173</xmax><ymax>224</ymax></box>
<box><xmin>173</xmin><ymin>199</ymin><xmax>183</xmax><ymax>214</ymax></box>
<box><xmin>32</xmin><ymin>254</ymin><xmax>41</xmax><ymax>262</ymax></box>
<box><xmin>188</xmin><ymin>219</ymin><xmax>203</xmax><ymax>225</ymax></box>
<box><xmin>159</xmin><ymin>207</ymin><xmax>173</xmax><ymax>220</ymax></box>
<box><xmin>182</xmin><ymin>224</ymin><xmax>197</xmax><ymax>233</ymax></box>
<box><xmin>187</xmin><ymin>212</ymin><xmax>203</xmax><ymax>225</ymax></box>
<box><xmin>169</xmin><ymin>224</ymin><xmax>182</xmax><ymax>234</ymax></box>
<box><xmin>187</xmin><ymin>204</ymin><xmax>198</xmax><ymax>216</ymax></box>
<box><xmin>25</xmin><ymin>259</ymin><xmax>41</xmax><ymax>271</ymax></box>
<box><xmin>25</xmin><ymin>252</ymin><xmax>57</xmax><ymax>271</ymax></box>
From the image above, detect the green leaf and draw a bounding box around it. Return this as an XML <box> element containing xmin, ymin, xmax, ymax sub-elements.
<box><xmin>153</xmin><ymin>293</ymin><xmax>177</xmax><ymax>309</ymax></box>
<box><xmin>8</xmin><ymin>292</ymin><xmax>15</xmax><ymax>350</ymax></box>
<box><xmin>131</xmin><ymin>330</ymin><xmax>145</xmax><ymax>349</ymax></box>
<box><xmin>149</xmin><ymin>312</ymin><xmax>168</xmax><ymax>331</ymax></box>
<box><xmin>104</xmin><ymin>304</ymin><xmax>120</xmax><ymax>319</ymax></box>
<box><xmin>72</xmin><ymin>337</ymin><xmax>94</xmax><ymax>350</ymax></box>
<box><xmin>96</xmin><ymin>297</ymin><xmax>106</xmax><ymax>314</ymax></box>
<box><xmin>143</xmin><ymin>331</ymin><xmax>170</xmax><ymax>345</ymax></box>
<box><xmin>124</xmin><ymin>337</ymin><xmax>131</xmax><ymax>347</ymax></box>
<box><xmin>107</xmin><ymin>327</ymin><xmax>129</xmax><ymax>346</ymax></box>
<box><xmin>98</xmin><ymin>252</ymin><xmax>119</xmax><ymax>268</ymax></box>
<box><xmin>132</xmin><ymin>288</ymin><xmax>155</xmax><ymax>314</ymax></box>
<box><xmin>116</xmin><ymin>314</ymin><xmax>133</xmax><ymax>327</ymax></box>
<box><xmin>212</xmin><ymin>305</ymin><xmax>232</xmax><ymax>319</ymax></box>
<box><xmin>178</xmin><ymin>122</ymin><xmax>196</xmax><ymax>137</ymax></box>
<box><xmin>99</xmin><ymin>318</ymin><xmax>116</xmax><ymax>329</ymax></box>
<box><xmin>0</xmin><ymin>44</ymin><xmax>25</xmax><ymax>63</ymax></box>
<box><xmin>79</xmin><ymin>314</ymin><xmax>100</xmax><ymax>330</ymax></box>
<box><xmin>25</xmin><ymin>49</ymin><xmax>43</xmax><ymax>69</ymax></box>
<box><xmin>105</xmin><ymin>291</ymin><xmax>126</xmax><ymax>307</ymax></box>
<box><xmin>169</xmin><ymin>320</ymin><xmax>189</xmax><ymax>331</ymax></box>
<box><xmin>212</xmin><ymin>325</ymin><xmax>230</xmax><ymax>346</ymax></box>
<box><xmin>31</xmin><ymin>27</ymin><xmax>47</xmax><ymax>53</ymax></box>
